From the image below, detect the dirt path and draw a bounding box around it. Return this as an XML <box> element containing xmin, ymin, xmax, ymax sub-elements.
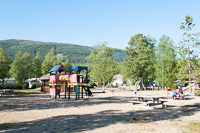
<box><xmin>0</xmin><ymin>90</ymin><xmax>200</xmax><ymax>133</ymax></box>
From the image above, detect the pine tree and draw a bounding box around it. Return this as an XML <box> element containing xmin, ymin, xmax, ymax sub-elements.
<box><xmin>42</xmin><ymin>48</ymin><xmax>57</xmax><ymax>74</ymax></box>
<box><xmin>32</xmin><ymin>53</ymin><xmax>42</xmax><ymax>78</ymax></box>
<box><xmin>0</xmin><ymin>46</ymin><xmax>11</xmax><ymax>86</ymax></box>
<box><xmin>62</xmin><ymin>59</ymin><xmax>72</xmax><ymax>71</ymax></box>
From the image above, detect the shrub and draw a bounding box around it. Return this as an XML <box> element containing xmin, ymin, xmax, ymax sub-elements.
<box><xmin>88</xmin><ymin>81</ymin><xmax>94</xmax><ymax>88</ymax></box>
<box><xmin>97</xmin><ymin>85</ymin><xmax>103</xmax><ymax>87</ymax></box>
<box><xmin>113</xmin><ymin>85</ymin><xmax>118</xmax><ymax>87</ymax></box>
<box><xmin>106</xmin><ymin>85</ymin><xmax>111</xmax><ymax>88</ymax></box>
<box><xmin>31</xmin><ymin>82</ymin><xmax>41</xmax><ymax>89</ymax></box>
<box><xmin>171</xmin><ymin>83</ymin><xmax>178</xmax><ymax>90</ymax></box>
<box><xmin>194</xmin><ymin>91</ymin><xmax>200</xmax><ymax>96</ymax></box>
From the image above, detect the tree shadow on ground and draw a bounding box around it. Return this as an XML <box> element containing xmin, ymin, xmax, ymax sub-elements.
<box><xmin>0</xmin><ymin>93</ymin><xmax>133</xmax><ymax>112</ymax></box>
<box><xmin>0</xmin><ymin>103</ymin><xmax>200</xmax><ymax>133</ymax></box>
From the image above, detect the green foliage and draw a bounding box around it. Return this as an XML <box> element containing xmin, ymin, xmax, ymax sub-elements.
<box><xmin>62</xmin><ymin>59</ymin><xmax>72</xmax><ymax>71</ymax></box>
<box><xmin>0</xmin><ymin>39</ymin><xmax>127</xmax><ymax>64</ymax></box>
<box><xmin>41</xmin><ymin>48</ymin><xmax>57</xmax><ymax>74</ymax></box>
<box><xmin>194</xmin><ymin>91</ymin><xmax>200</xmax><ymax>96</ymax></box>
<box><xmin>32</xmin><ymin>53</ymin><xmax>42</xmax><ymax>78</ymax></box>
<box><xmin>0</xmin><ymin>46</ymin><xmax>11</xmax><ymax>85</ymax></box>
<box><xmin>9</xmin><ymin>51</ymin><xmax>32</xmax><ymax>89</ymax></box>
<box><xmin>177</xmin><ymin>15</ymin><xmax>200</xmax><ymax>86</ymax></box>
<box><xmin>3</xmin><ymin>82</ymin><xmax>28</xmax><ymax>89</ymax></box>
<box><xmin>88</xmin><ymin>80</ymin><xmax>94</xmax><ymax>88</ymax></box>
<box><xmin>14</xmin><ymin>87</ymin><xmax>41</xmax><ymax>94</ymax></box>
<box><xmin>86</xmin><ymin>42</ymin><xmax>119</xmax><ymax>89</ymax></box>
<box><xmin>170</xmin><ymin>83</ymin><xmax>179</xmax><ymax>90</ymax></box>
<box><xmin>122</xmin><ymin>34</ymin><xmax>156</xmax><ymax>83</ymax></box>
<box><xmin>154</xmin><ymin>35</ymin><xmax>177</xmax><ymax>88</ymax></box>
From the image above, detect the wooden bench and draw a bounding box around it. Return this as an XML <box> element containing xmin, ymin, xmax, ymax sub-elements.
<box><xmin>128</xmin><ymin>101</ymin><xmax>151</xmax><ymax>106</ymax></box>
<box><xmin>0</xmin><ymin>91</ymin><xmax>4</xmax><ymax>96</ymax></box>
<box><xmin>1</xmin><ymin>89</ymin><xmax>14</xmax><ymax>95</ymax></box>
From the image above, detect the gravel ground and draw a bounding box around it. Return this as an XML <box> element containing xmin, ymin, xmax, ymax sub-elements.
<box><xmin>0</xmin><ymin>89</ymin><xmax>200</xmax><ymax>133</ymax></box>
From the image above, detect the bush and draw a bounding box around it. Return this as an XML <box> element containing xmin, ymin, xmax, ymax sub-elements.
<box><xmin>194</xmin><ymin>91</ymin><xmax>200</xmax><ymax>96</ymax></box>
<box><xmin>113</xmin><ymin>85</ymin><xmax>118</xmax><ymax>87</ymax></box>
<box><xmin>4</xmin><ymin>82</ymin><xmax>22</xmax><ymax>89</ymax></box>
<box><xmin>31</xmin><ymin>82</ymin><xmax>41</xmax><ymax>89</ymax></box>
<box><xmin>97</xmin><ymin>85</ymin><xmax>103</xmax><ymax>87</ymax></box>
<box><xmin>171</xmin><ymin>83</ymin><xmax>179</xmax><ymax>90</ymax></box>
<box><xmin>106</xmin><ymin>85</ymin><xmax>111</xmax><ymax>88</ymax></box>
<box><xmin>88</xmin><ymin>81</ymin><xmax>94</xmax><ymax>88</ymax></box>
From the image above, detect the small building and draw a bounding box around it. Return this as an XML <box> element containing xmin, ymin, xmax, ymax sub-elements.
<box><xmin>112</xmin><ymin>74</ymin><xmax>123</xmax><ymax>86</ymax></box>
<box><xmin>39</xmin><ymin>74</ymin><xmax>50</xmax><ymax>93</ymax></box>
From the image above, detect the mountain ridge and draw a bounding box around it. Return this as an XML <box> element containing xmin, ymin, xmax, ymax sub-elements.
<box><xmin>0</xmin><ymin>39</ymin><xmax>127</xmax><ymax>63</ymax></box>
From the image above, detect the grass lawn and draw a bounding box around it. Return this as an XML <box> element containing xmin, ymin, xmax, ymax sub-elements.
<box><xmin>14</xmin><ymin>87</ymin><xmax>41</xmax><ymax>94</ymax></box>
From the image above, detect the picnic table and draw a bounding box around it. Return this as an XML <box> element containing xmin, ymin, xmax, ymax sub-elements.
<box><xmin>129</xmin><ymin>95</ymin><xmax>167</xmax><ymax>109</ymax></box>
<box><xmin>137</xmin><ymin>95</ymin><xmax>161</xmax><ymax>103</ymax></box>
<box><xmin>0</xmin><ymin>89</ymin><xmax>14</xmax><ymax>96</ymax></box>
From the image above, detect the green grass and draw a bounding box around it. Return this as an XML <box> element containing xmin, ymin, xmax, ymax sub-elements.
<box><xmin>1</xmin><ymin>104</ymin><xmax>18</xmax><ymax>108</ymax></box>
<box><xmin>194</xmin><ymin>91</ymin><xmax>200</xmax><ymax>96</ymax></box>
<box><xmin>183</xmin><ymin>122</ymin><xmax>200</xmax><ymax>133</ymax></box>
<box><xmin>0</xmin><ymin>120</ymin><xmax>19</xmax><ymax>130</ymax></box>
<box><xmin>14</xmin><ymin>87</ymin><xmax>41</xmax><ymax>94</ymax></box>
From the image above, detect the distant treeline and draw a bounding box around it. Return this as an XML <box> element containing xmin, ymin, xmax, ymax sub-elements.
<box><xmin>0</xmin><ymin>39</ymin><xmax>127</xmax><ymax>63</ymax></box>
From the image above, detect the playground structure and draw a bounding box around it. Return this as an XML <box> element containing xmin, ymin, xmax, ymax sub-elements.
<box><xmin>49</xmin><ymin>65</ymin><xmax>92</xmax><ymax>100</ymax></box>
<box><xmin>119</xmin><ymin>78</ymin><xmax>154</xmax><ymax>91</ymax></box>
<box><xmin>166</xmin><ymin>88</ymin><xmax>185</xmax><ymax>100</ymax></box>
<box><xmin>183</xmin><ymin>82</ymin><xmax>200</xmax><ymax>91</ymax></box>
<box><xmin>135</xmin><ymin>78</ymin><xmax>146</xmax><ymax>91</ymax></box>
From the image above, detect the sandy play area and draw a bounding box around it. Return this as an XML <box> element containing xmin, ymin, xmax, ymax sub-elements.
<box><xmin>0</xmin><ymin>89</ymin><xmax>200</xmax><ymax>133</ymax></box>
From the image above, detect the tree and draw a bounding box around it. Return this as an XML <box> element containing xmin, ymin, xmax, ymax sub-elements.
<box><xmin>86</xmin><ymin>42</ymin><xmax>118</xmax><ymax>92</ymax></box>
<box><xmin>62</xmin><ymin>59</ymin><xmax>72</xmax><ymax>71</ymax></box>
<box><xmin>32</xmin><ymin>53</ymin><xmax>42</xmax><ymax>78</ymax></box>
<box><xmin>178</xmin><ymin>15</ymin><xmax>200</xmax><ymax>93</ymax></box>
<box><xmin>10</xmin><ymin>51</ymin><xmax>32</xmax><ymax>89</ymax></box>
<box><xmin>0</xmin><ymin>46</ymin><xmax>11</xmax><ymax>87</ymax></box>
<box><xmin>122</xmin><ymin>34</ymin><xmax>156</xmax><ymax>85</ymax></box>
<box><xmin>55</xmin><ymin>56</ymin><xmax>62</xmax><ymax>66</ymax></box>
<box><xmin>155</xmin><ymin>35</ymin><xmax>177</xmax><ymax>89</ymax></box>
<box><xmin>42</xmin><ymin>48</ymin><xmax>57</xmax><ymax>74</ymax></box>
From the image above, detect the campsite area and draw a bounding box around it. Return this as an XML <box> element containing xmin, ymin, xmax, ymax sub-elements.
<box><xmin>0</xmin><ymin>89</ymin><xmax>200</xmax><ymax>133</ymax></box>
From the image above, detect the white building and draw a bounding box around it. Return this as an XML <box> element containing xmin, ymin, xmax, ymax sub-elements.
<box><xmin>112</xmin><ymin>74</ymin><xmax>123</xmax><ymax>86</ymax></box>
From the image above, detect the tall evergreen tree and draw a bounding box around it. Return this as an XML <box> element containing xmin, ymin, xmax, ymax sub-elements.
<box><xmin>32</xmin><ymin>53</ymin><xmax>42</xmax><ymax>78</ymax></box>
<box><xmin>0</xmin><ymin>46</ymin><xmax>11</xmax><ymax>86</ymax></box>
<box><xmin>122</xmin><ymin>34</ymin><xmax>156</xmax><ymax>84</ymax></box>
<box><xmin>86</xmin><ymin>42</ymin><xmax>118</xmax><ymax>92</ymax></box>
<box><xmin>155</xmin><ymin>35</ymin><xmax>177</xmax><ymax>88</ymax></box>
<box><xmin>10</xmin><ymin>51</ymin><xmax>32</xmax><ymax>89</ymax></box>
<box><xmin>55</xmin><ymin>56</ymin><xmax>62</xmax><ymax>65</ymax></box>
<box><xmin>62</xmin><ymin>59</ymin><xmax>72</xmax><ymax>71</ymax></box>
<box><xmin>42</xmin><ymin>48</ymin><xmax>57</xmax><ymax>74</ymax></box>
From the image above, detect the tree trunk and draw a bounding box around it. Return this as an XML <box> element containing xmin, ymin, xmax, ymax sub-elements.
<box><xmin>23</xmin><ymin>80</ymin><xmax>26</xmax><ymax>90</ymax></box>
<box><xmin>2</xmin><ymin>78</ymin><xmax>5</xmax><ymax>88</ymax></box>
<box><xmin>187</xmin><ymin>24</ymin><xmax>192</xmax><ymax>94</ymax></box>
<box><xmin>103</xmin><ymin>83</ymin><xmax>105</xmax><ymax>92</ymax></box>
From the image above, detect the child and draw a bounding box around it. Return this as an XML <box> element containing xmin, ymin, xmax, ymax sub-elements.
<box><xmin>178</xmin><ymin>86</ymin><xmax>183</xmax><ymax>94</ymax></box>
<box><xmin>172</xmin><ymin>89</ymin><xmax>180</xmax><ymax>99</ymax></box>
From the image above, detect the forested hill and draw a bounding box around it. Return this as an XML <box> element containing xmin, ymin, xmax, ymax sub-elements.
<box><xmin>0</xmin><ymin>39</ymin><xmax>127</xmax><ymax>63</ymax></box>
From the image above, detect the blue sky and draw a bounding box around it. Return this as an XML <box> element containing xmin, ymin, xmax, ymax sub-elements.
<box><xmin>0</xmin><ymin>0</ymin><xmax>200</xmax><ymax>49</ymax></box>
